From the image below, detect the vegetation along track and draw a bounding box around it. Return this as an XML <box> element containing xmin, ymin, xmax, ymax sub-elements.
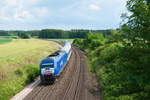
<box><xmin>23</xmin><ymin>42</ymin><xmax>100</xmax><ymax>100</ymax></box>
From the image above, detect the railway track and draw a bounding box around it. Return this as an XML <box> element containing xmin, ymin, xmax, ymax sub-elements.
<box><xmin>62</xmin><ymin>47</ymin><xmax>84</xmax><ymax>100</ymax></box>
<box><xmin>40</xmin><ymin>47</ymin><xmax>78</xmax><ymax>100</ymax></box>
<box><xmin>23</xmin><ymin>47</ymin><xmax>82</xmax><ymax>100</ymax></box>
<box><xmin>22</xmin><ymin>44</ymin><xmax>100</xmax><ymax>100</ymax></box>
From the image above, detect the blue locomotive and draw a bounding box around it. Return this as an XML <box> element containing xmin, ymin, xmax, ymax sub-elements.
<box><xmin>40</xmin><ymin>40</ymin><xmax>72</xmax><ymax>83</ymax></box>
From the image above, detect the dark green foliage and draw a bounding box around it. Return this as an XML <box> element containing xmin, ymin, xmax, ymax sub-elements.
<box><xmin>14</xmin><ymin>69</ymin><xmax>23</xmax><ymax>77</ymax></box>
<box><xmin>73</xmin><ymin>33</ymin><xmax>106</xmax><ymax>51</ymax></box>
<box><xmin>84</xmin><ymin>33</ymin><xmax>106</xmax><ymax>50</ymax></box>
<box><xmin>39</xmin><ymin>29</ymin><xmax>90</xmax><ymax>39</ymax></box>
<box><xmin>72</xmin><ymin>38</ymin><xmax>84</xmax><ymax>50</ymax></box>
<box><xmin>38</xmin><ymin>29</ymin><xmax>113</xmax><ymax>39</ymax></box>
<box><xmin>97</xmin><ymin>45</ymin><xmax>150</xmax><ymax>100</ymax></box>
<box><xmin>25</xmin><ymin>64</ymin><xmax>39</xmax><ymax>84</ymax></box>
<box><xmin>73</xmin><ymin>2</ymin><xmax>150</xmax><ymax>98</ymax></box>
<box><xmin>0</xmin><ymin>29</ymin><xmax>113</xmax><ymax>39</ymax></box>
<box><xmin>39</xmin><ymin>29</ymin><xmax>66</xmax><ymax>39</ymax></box>
<box><xmin>69</xmin><ymin>30</ymin><xmax>89</xmax><ymax>38</ymax></box>
<box><xmin>121</xmin><ymin>0</ymin><xmax>150</xmax><ymax>46</ymax></box>
<box><xmin>18</xmin><ymin>32</ymin><xmax>31</xmax><ymax>39</ymax></box>
<box><xmin>0</xmin><ymin>30</ymin><xmax>10</xmax><ymax>36</ymax></box>
<box><xmin>73</xmin><ymin>33</ymin><xmax>150</xmax><ymax>100</ymax></box>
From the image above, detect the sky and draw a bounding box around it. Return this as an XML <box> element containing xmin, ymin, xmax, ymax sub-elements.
<box><xmin>0</xmin><ymin>0</ymin><xmax>128</xmax><ymax>30</ymax></box>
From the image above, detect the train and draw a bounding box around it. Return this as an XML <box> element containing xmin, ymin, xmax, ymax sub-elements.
<box><xmin>40</xmin><ymin>40</ymin><xmax>72</xmax><ymax>83</ymax></box>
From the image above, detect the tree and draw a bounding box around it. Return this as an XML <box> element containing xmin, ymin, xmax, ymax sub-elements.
<box><xmin>18</xmin><ymin>32</ymin><xmax>31</xmax><ymax>39</ymax></box>
<box><xmin>119</xmin><ymin>0</ymin><xmax>150</xmax><ymax>99</ymax></box>
<box><xmin>121</xmin><ymin>0</ymin><xmax>150</xmax><ymax>47</ymax></box>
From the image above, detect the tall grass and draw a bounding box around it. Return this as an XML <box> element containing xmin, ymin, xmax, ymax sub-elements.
<box><xmin>0</xmin><ymin>39</ymin><xmax>61</xmax><ymax>100</ymax></box>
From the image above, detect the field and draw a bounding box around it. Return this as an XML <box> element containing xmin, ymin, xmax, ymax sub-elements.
<box><xmin>0</xmin><ymin>39</ymin><xmax>61</xmax><ymax>100</ymax></box>
<box><xmin>0</xmin><ymin>38</ymin><xmax>12</xmax><ymax>45</ymax></box>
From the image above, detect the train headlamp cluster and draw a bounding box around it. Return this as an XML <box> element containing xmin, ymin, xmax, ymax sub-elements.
<box><xmin>41</xmin><ymin>68</ymin><xmax>54</xmax><ymax>75</ymax></box>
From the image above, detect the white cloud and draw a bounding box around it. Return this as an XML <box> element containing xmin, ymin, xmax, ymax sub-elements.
<box><xmin>88</xmin><ymin>4</ymin><xmax>100</xmax><ymax>11</ymax></box>
<box><xmin>0</xmin><ymin>0</ymin><xmax>49</xmax><ymax>23</ymax></box>
<box><xmin>33</xmin><ymin>7</ymin><xmax>49</xmax><ymax>18</ymax></box>
<box><xmin>5</xmin><ymin>0</ymin><xmax>17</xmax><ymax>6</ymax></box>
<box><xmin>13</xmin><ymin>11</ymin><xmax>33</xmax><ymax>21</ymax></box>
<box><xmin>0</xmin><ymin>0</ymin><xmax>128</xmax><ymax>30</ymax></box>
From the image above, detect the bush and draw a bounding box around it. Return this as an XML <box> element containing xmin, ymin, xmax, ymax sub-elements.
<box><xmin>84</xmin><ymin>34</ymin><xmax>105</xmax><ymax>50</ymax></box>
<box><xmin>72</xmin><ymin>38</ymin><xmax>84</xmax><ymax>50</ymax></box>
<box><xmin>73</xmin><ymin>32</ymin><xmax>150</xmax><ymax>100</ymax></box>
<box><xmin>14</xmin><ymin>69</ymin><xmax>23</xmax><ymax>77</ymax></box>
<box><xmin>18</xmin><ymin>32</ymin><xmax>31</xmax><ymax>39</ymax></box>
<box><xmin>25</xmin><ymin>64</ymin><xmax>39</xmax><ymax>84</ymax></box>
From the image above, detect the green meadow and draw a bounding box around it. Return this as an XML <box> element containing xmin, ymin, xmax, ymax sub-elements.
<box><xmin>0</xmin><ymin>39</ymin><xmax>61</xmax><ymax>100</ymax></box>
<box><xmin>0</xmin><ymin>38</ymin><xmax>12</xmax><ymax>45</ymax></box>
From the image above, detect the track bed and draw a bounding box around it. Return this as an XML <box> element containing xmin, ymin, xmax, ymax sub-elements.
<box><xmin>23</xmin><ymin>46</ymin><xmax>101</xmax><ymax>100</ymax></box>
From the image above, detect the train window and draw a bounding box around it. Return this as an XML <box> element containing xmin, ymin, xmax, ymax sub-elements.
<box><xmin>47</xmin><ymin>50</ymin><xmax>60</xmax><ymax>57</ymax></box>
<box><xmin>42</xmin><ymin>63</ymin><xmax>54</xmax><ymax>68</ymax></box>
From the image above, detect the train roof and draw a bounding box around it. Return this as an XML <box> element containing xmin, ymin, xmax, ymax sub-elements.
<box><xmin>46</xmin><ymin>50</ymin><xmax>66</xmax><ymax>62</ymax></box>
<box><xmin>42</xmin><ymin>40</ymin><xmax>71</xmax><ymax>63</ymax></box>
<box><xmin>47</xmin><ymin>50</ymin><xmax>61</xmax><ymax>57</ymax></box>
<box><xmin>61</xmin><ymin>41</ymin><xmax>71</xmax><ymax>53</ymax></box>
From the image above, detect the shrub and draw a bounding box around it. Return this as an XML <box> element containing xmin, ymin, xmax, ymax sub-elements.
<box><xmin>18</xmin><ymin>32</ymin><xmax>31</xmax><ymax>39</ymax></box>
<box><xmin>25</xmin><ymin>64</ymin><xmax>39</xmax><ymax>84</ymax></box>
<box><xmin>14</xmin><ymin>69</ymin><xmax>23</xmax><ymax>77</ymax></box>
<box><xmin>72</xmin><ymin>38</ymin><xmax>84</xmax><ymax>50</ymax></box>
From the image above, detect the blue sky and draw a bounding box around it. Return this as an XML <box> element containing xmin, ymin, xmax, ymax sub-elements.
<box><xmin>0</xmin><ymin>0</ymin><xmax>127</xmax><ymax>30</ymax></box>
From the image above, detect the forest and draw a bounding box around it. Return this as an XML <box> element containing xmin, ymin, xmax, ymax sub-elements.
<box><xmin>73</xmin><ymin>0</ymin><xmax>150</xmax><ymax>100</ymax></box>
<box><xmin>0</xmin><ymin>29</ymin><xmax>112</xmax><ymax>39</ymax></box>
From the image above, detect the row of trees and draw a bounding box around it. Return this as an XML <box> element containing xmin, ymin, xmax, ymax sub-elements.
<box><xmin>39</xmin><ymin>29</ymin><xmax>92</xmax><ymax>38</ymax></box>
<box><xmin>0</xmin><ymin>30</ymin><xmax>39</xmax><ymax>39</ymax></box>
<box><xmin>39</xmin><ymin>29</ymin><xmax>68</xmax><ymax>38</ymax></box>
<box><xmin>0</xmin><ymin>30</ymin><xmax>39</xmax><ymax>36</ymax></box>
<box><xmin>73</xmin><ymin>0</ymin><xmax>150</xmax><ymax>100</ymax></box>
<box><xmin>0</xmin><ymin>29</ymin><xmax>112</xmax><ymax>39</ymax></box>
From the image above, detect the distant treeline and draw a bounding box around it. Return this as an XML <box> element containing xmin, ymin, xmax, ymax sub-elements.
<box><xmin>0</xmin><ymin>29</ymin><xmax>113</xmax><ymax>39</ymax></box>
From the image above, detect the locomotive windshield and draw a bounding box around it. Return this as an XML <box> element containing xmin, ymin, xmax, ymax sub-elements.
<box><xmin>42</xmin><ymin>63</ymin><xmax>54</xmax><ymax>68</ymax></box>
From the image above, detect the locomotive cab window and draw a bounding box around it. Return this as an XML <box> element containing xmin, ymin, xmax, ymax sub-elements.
<box><xmin>42</xmin><ymin>63</ymin><xmax>54</xmax><ymax>68</ymax></box>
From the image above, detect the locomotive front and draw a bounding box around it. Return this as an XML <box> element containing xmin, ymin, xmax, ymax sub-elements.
<box><xmin>40</xmin><ymin>58</ymin><xmax>55</xmax><ymax>82</ymax></box>
<box><xmin>39</xmin><ymin>40</ymin><xmax>71</xmax><ymax>84</ymax></box>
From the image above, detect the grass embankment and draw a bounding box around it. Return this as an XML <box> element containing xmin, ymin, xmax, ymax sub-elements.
<box><xmin>48</xmin><ymin>39</ymin><xmax>74</xmax><ymax>43</ymax></box>
<box><xmin>0</xmin><ymin>39</ymin><xmax>61</xmax><ymax>100</ymax></box>
<box><xmin>0</xmin><ymin>38</ymin><xmax>12</xmax><ymax>45</ymax></box>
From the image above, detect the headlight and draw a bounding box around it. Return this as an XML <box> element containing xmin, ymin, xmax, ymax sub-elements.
<box><xmin>41</xmin><ymin>68</ymin><xmax>46</xmax><ymax>74</ymax></box>
<box><xmin>49</xmin><ymin>68</ymin><xmax>54</xmax><ymax>73</ymax></box>
<box><xmin>41</xmin><ymin>68</ymin><xmax>54</xmax><ymax>74</ymax></box>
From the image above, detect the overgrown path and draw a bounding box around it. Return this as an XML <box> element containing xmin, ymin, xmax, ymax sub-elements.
<box><xmin>13</xmin><ymin>42</ymin><xmax>101</xmax><ymax>100</ymax></box>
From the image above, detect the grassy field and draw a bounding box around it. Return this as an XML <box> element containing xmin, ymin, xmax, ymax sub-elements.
<box><xmin>0</xmin><ymin>36</ymin><xmax>18</xmax><ymax>39</ymax></box>
<box><xmin>0</xmin><ymin>38</ymin><xmax>12</xmax><ymax>45</ymax></box>
<box><xmin>48</xmin><ymin>39</ymin><xmax>74</xmax><ymax>43</ymax></box>
<box><xmin>0</xmin><ymin>39</ymin><xmax>61</xmax><ymax>100</ymax></box>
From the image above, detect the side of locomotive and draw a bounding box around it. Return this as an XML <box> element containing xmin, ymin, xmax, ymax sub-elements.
<box><xmin>40</xmin><ymin>41</ymin><xmax>71</xmax><ymax>83</ymax></box>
